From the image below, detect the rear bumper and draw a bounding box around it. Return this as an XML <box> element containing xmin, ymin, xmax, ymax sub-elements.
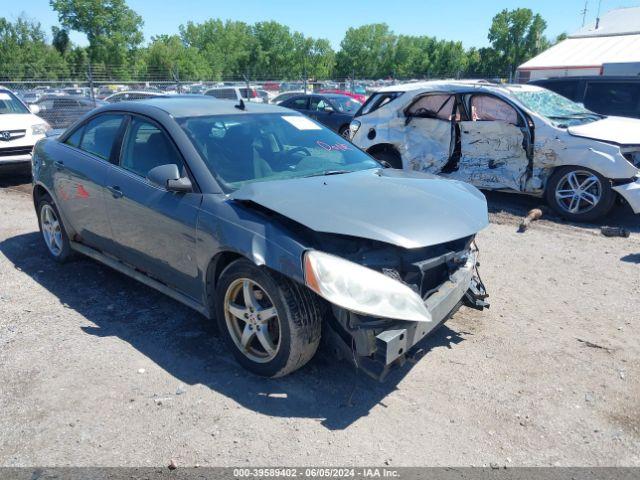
<box><xmin>613</xmin><ymin>177</ymin><xmax>640</xmax><ymax>213</ymax></box>
<box><xmin>375</xmin><ymin>250</ymin><xmax>485</xmax><ymax>365</ymax></box>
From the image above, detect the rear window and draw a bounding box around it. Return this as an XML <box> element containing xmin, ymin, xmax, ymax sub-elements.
<box><xmin>357</xmin><ymin>92</ymin><xmax>402</xmax><ymax>116</ymax></box>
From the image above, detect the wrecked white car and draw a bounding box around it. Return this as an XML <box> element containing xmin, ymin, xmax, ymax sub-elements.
<box><xmin>350</xmin><ymin>81</ymin><xmax>640</xmax><ymax>221</ymax></box>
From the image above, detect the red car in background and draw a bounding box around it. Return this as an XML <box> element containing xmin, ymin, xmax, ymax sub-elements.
<box><xmin>319</xmin><ymin>89</ymin><xmax>366</xmax><ymax>104</ymax></box>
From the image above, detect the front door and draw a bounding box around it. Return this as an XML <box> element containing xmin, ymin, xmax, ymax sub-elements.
<box><xmin>401</xmin><ymin>94</ymin><xmax>455</xmax><ymax>172</ymax></box>
<box><xmin>104</xmin><ymin>115</ymin><xmax>202</xmax><ymax>299</ymax></box>
<box><xmin>448</xmin><ymin>94</ymin><xmax>530</xmax><ymax>191</ymax></box>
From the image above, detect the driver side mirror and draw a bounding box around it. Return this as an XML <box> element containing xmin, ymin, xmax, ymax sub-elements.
<box><xmin>324</xmin><ymin>105</ymin><xmax>335</xmax><ymax>113</ymax></box>
<box><xmin>147</xmin><ymin>164</ymin><xmax>192</xmax><ymax>193</ymax></box>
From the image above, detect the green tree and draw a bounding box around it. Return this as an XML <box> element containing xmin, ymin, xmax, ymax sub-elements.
<box><xmin>50</xmin><ymin>0</ymin><xmax>143</xmax><ymax>76</ymax></box>
<box><xmin>487</xmin><ymin>8</ymin><xmax>548</xmax><ymax>79</ymax></box>
<box><xmin>0</xmin><ymin>15</ymin><xmax>68</xmax><ymax>80</ymax></box>
<box><xmin>142</xmin><ymin>34</ymin><xmax>212</xmax><ymax>81</ymax></box>
<box><xmin>336</xmin><ymin>23</ymin><xmax>396</xmax><ymax>78</ymax></box>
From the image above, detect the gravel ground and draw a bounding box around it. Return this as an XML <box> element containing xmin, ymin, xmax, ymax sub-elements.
<box><xmin>0</xmin><ymin>175</ymin><xmax>639</xmax><ymax>467</ymax></box>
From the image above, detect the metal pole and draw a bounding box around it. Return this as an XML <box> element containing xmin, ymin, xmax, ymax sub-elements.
<box><xmin>87</xmin><ymin>62</ymin><xmax>95</xmax><ymax>106</ymax></box>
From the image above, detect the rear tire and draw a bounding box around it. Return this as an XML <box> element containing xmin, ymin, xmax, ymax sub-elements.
<box><xmin>215</xmin><ymin>259</ymin><xmax>322</xmax><ymax>377</ymax></box>
<box><xmin>370</xmin><ymin>148</ymin><xmax>403</xmax><ymax>169</ymax></box>
<box><xmin>545</xmin><ymin>166</ymin><xmax>615</xmax><ymax>222</ymax></box>
<box><xmin>36</xmin><ymin>195</ymin><xmax>75</xmax><ymax>263</ymax></box>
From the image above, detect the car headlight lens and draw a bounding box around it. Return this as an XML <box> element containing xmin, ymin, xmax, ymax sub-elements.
<box><xmin>304</xmin><ymin>250</ymin><xmax>432</xmax><ymax>322</ymax></box>
<box><xmin>348</xmin><ymin>120</ymin><xmax>361</xmax><ymax>139</ymax></box>
<box><xmin>32</xmin><ymin>123</ymin><xmax>51</xmax><ymax>136</ymax></box>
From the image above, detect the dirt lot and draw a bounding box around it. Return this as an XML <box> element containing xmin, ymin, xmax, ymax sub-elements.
<box><xmin>1</xmin><ymin>173</ymin><xmax>639</xmax><ymax>467</ymax></box>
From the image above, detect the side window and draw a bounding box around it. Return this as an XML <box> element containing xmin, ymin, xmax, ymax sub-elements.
<box><xmin>120</xmin><ymin>117</ymin><xmax>184</xmax><ymax>179</ymax></box>
<box><xmin>407</xmin><ymin>94</ymin><xmax>455</xmax><ymax>120</ymax></box>
<box><xmin>78</xmin><ymin>114</ymin><xmax>124</xmax><ymax>160</ymax></box>
<box><xmin>584</xmin><ymin>82</ymin><xmax>640</xmax><ymax>115</ymax></box>
<box><xmin>65</xmin><ymin>125</ymin><xmax>85</xmax><ymax>147</ymax></box>
<box><xmin>287</xmin><ymin>97</ymin><xmax>308</xmax><ymax>110</ymax></box>
<box><xmin>310</xmin><ymin>97</ymin><xmax>329</xmax><ymax>111</ymax></box>
<box><xmin>470</xmin><ymin>95</ymin><xmax>519</xmax><ymax>125</ymax></box>
<box><xmin>208</xmin><ymin>89</ymin><xmax>237</xmax><ymax>100</ymax></box>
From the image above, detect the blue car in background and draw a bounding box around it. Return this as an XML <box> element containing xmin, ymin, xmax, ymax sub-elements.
<box><xmin>31</xmin><ymin>96</ymin><xmax>489</xmax><ymax>378</ymax></box>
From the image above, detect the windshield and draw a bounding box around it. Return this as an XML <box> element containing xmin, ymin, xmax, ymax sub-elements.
<box><xmin>328</xmin><ymin>96</ymin><xmax>361</xmax><ymax>113</ymax></box>
<box><xmin>0</xmin><ymin>91</ymin><xmax>29</xmax><ymax>114</ymax></box>
<box><xmin>179</xmin><ymin>113</ymin><xmax>379</xmax><ymax>190</ymax></box>
<box><xmin>511</xmin><ymin>88</ymin><xmax>603</xmax><ymax>127</ymax></box>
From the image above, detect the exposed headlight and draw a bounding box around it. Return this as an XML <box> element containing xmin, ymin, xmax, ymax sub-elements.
<box><xmin>348</xmin><ymin>120</ymin><xmax>361</xmax><ymax>139</ymax></box>
<box><xmin>304</xmin><ymin>250</ymin><xmax>432</xmax><ymax>322</ymax></box>
<box><xmin>31</xmin><ymin>123</ymin><xmax>51</xmax><ymax>136</ymax></box>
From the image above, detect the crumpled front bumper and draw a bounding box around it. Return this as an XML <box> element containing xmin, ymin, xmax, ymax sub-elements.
<box><xmin>375</xmin><ymin>249</ymin><xmax>487</xmax><ymax>366</ymax></box>
<box><xmin>613</xmin><ymin>177</ymin><xmax>640</xmax><ymax>214</ymax></box>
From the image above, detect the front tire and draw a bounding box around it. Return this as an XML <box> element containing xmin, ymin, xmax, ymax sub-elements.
<box><xmin>215</xmin><ymin>259</ymin><xmax>322</xmax><ymax>377</ymax></box>
<box><xmin>37</xmin><ymin>195</ymin><xmax>75</xmax><ymax>263</ymax></box>
<box><xmin>545</xmin><ymin>166</ymin><xmax>615</xmax><ymax>222</ymax></box>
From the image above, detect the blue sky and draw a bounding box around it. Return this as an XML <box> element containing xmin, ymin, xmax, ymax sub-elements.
<box><xmin>5</xmin><ymin>0</ymin><xmax>640</xmax><ymax>49</ymax></box>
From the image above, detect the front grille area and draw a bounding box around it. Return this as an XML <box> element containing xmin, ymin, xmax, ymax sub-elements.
<box><xmin>0</xmin><ymin>145</ymin><xmax>33</xmax><ymax>157</ymax></box>
<box><xmin>0</xmin><ymin>130</ymin><xmax>26</xmax><ymax>141</ymax></box>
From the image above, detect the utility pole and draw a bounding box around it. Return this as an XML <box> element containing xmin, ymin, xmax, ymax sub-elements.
<box><xmin>595</xmin><ymin>0</ymin><xmax>603</xmax><ymax>29</ymax></box>
<box><xmin>581</xmin><ymin>1</ymin><xmax>588</xmax><ymax>27</ymax></box>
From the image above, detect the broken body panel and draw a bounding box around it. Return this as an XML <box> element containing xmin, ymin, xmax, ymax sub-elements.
<box><xmin>352</xmin><ymin>82</ymin><xmax>640</xmax><ymax>213</ymax></box>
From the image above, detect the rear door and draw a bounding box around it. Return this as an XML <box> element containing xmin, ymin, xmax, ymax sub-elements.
<box><xmin>53</xmin><ymin>113</ymin><xmax>125</xmax><ymax>252</ymax></box>
<box><xmin>402</xmin><ymin>93</ymin><xmax>455</xmax><ymax>172</ymax></box>
<box><xmin>104</xmin><ymin>115</ymin><xmax>202</xmax><ymax>299</ymax></box>
<box><xmin>282</xmin><ymin>96</ymin><xmax>309</xmax><ymax>114</ymax></box>
<box><xmin>451</xmin><ymin>93</ymin><xmax>530</xmax><ymax>191</ymax></box>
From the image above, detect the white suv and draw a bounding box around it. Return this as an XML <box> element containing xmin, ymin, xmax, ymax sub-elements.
<box><xmin>0</xmin><ymin>89</ymin><xmax>51</xmax><ymax>167</ymax></box>
<box><xmin>350</xmin><ymin>80</ymin><xmax>640</xmax><ymax>221</ymax></box>
<box><xmin>204</xmin><ymin>86</ymin><xmax>264</xmax><ymax>103</ymax></box>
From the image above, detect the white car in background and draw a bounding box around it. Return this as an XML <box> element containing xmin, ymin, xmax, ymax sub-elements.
<box><xmin>0</xmin><ymin>88</ymin><xmax>50</xmax><ymax>168</ymax></box>
<box><xmin>204</xmin><ymin>86</ymin><xmax>265</xmax><ymax>103</ymax></box>
<box><xmin>350</xmin><ymin>81</ymin><xmax>640</xmax><ymax>221</ymax></box>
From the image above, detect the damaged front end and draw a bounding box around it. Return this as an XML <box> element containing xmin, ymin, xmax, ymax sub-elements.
<box><xmin>303</xmin><ymin>232</ymin><xmax>488</xmax><ymax>381</ymax></box>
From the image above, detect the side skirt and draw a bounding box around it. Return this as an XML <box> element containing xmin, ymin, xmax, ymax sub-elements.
<box><xmin>69</xmin><ymin>240</ymin><xmax>210</xmax><ymax>318</ymax></box>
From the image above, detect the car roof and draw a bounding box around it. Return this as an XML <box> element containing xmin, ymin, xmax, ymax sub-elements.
<box><xmin>375</xmin><ymin>80</ymin><xmax>546</xmax><ymax>96</ymax></box>
<box><xmin>98</xmin><ymin>95</ymin><xmax>292</xmax><ymax>117</ymax></box>
<box><xmin>531</xmin><ymin>76</ymin><xmax>640</xmax><ymax>82</ymax></box>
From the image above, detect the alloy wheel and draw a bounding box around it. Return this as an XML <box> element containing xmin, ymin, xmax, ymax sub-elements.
<box><xmin>40</xmin><ymin>204</ymin><xmax>63</xmax><ymax>257</ymax></box>
<box><xmin>223</xmin><ymin>278</ymin><xmax>281</xmax><ymax>363</ymax></box>
<box><xmin>554</xmin><ymin>170</ymin><xmax>602</xmax><ymax>215</ymax></box>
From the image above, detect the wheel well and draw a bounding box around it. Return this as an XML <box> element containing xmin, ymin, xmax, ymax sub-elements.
<box><xmin>367</xmin><ymin>143</ymin><xmax>401</xmax><ymax>159</ymax></box>
<box><xmin>206</xmin><ymin>251</ymin><xmax>244</xmax><ymax>294</ymax></box>
<box><xmin>32</xmin><ymin>184</ymin><xmax>49</xmax><ymax>208</ymax></box>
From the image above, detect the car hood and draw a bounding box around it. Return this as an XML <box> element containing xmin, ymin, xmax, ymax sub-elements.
<box><xmin>0</xmin><ymin>113</ymin><xmax>43</xmax><ymax>128</ymax></box>
<box><xmin>567</xmin><ymin>116</ymin><xmax>640</xmax><ymax>145</ymax></box>
<box><xmin>230</xmin><ymin>169</ymin><xmax>488</xmax><ymax>249</ymax></box>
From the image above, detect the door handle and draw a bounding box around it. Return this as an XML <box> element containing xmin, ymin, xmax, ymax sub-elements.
<box><xmin>107</xmin><ymin>185</ymin><xmax>123</xmax><ymax>199</ymax></box>
<box><xmin>53</xmin><ymin>160</ymin><xmax>64</xmax><ymax>169</ymax></box>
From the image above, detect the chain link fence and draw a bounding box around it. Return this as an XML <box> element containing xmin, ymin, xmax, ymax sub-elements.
<box><xmin>1</xmin><ymin>65</ymin><xmax>510</xmax><ymax>130</ymax></box>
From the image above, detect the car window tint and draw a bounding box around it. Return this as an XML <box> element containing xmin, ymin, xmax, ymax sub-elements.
<box><xmin>65</xmin><ymin>125</ymin><xmax>85</xmax><ymax>147</ymax></box>
<box><xmin>470</xmin><ymin>95</ymin><xmax>518</xmax><ymax>125</ymax></box>
<box><xmin>288</xmin><ymin>97</ymin><xmax>308</xmax><ymax>110</ymax></box>
<box><xmin>120</xmin><ymin>117</ymin><xmax>183</xmax><ymax>178</ymax></box>
<box><xmin>407</xmin><ymin>94</ymin><xmax>455</xmax><ymax>120</ymax></box>
<box><xmin>543</xmin><ymin>81</ymin><xmax>579</xmax><ymax>101</ymax></box>
<box><xmin>78</xmin><ymin>114</ymin><xmax>124</xmax><ymax>160</ymax></box>
<box><xmin>584</xmin><ymin>82</ymin><xmax>640</xmax><ymax>115</ymax></box>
